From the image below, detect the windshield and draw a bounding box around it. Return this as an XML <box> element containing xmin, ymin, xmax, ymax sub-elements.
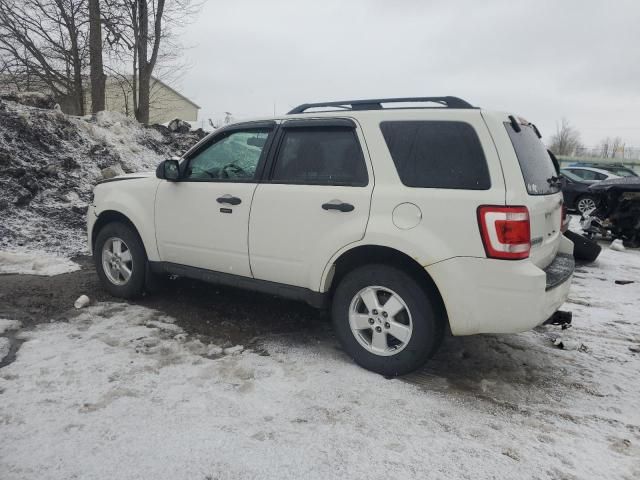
<box><xmin>505</xmin><ymin>122</ymin><xmax>561</xmax><ymax>195</ymax></box>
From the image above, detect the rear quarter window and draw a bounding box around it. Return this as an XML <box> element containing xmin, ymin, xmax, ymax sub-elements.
<box><xmin>380</xmin><ymin>121</ymin><xmax>490</xmax><ymax>189</ymax></box>
<box><xmin>504</xmin><ymin>122</ymin><xmax>561</xmax><ymax>195</ymax></box>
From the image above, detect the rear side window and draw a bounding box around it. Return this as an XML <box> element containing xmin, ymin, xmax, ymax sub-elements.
<box><xmin>505</xmin><ymin>122</ymin><xmax>561</xmax><ymax>195</ymax></box>
<box><xmin>380</xmin><ymin>121</ymin><xmax>490</xmax><ymax>189</ymax></box>
<box><xmin>271</xmin><ymin>127</ymin><xmax>368</xmax><ymax>186</ymax></box>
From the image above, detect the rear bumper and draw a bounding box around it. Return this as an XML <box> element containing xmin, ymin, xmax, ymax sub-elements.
<box><xmin>427</xmin><ymin>239</ymin><xmax>575</xmax><ymax>336</ymax></box>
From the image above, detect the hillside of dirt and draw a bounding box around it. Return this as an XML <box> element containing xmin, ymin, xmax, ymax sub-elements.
<box><xmin>0</xmin><ymin>96</ymin><xmax>206</xmax><ymax>255</ymax></box>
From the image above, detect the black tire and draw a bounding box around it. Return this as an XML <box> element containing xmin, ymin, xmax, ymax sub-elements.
<box><xmin>564</xmin><ymin>230</ymin><xmax>601</xmax><ymax>263</ymax></box>
<box><xmin>622</xmin><ymin>236</ymin><xmax>640</xmax><ymax>249</ymax></box>
<box><xmin>94</xmin><ymin>222</ymin><xmax>147</xmax><ymax>298</ymax></box>
<box><xmin>575</xmin><ymin>195</ymin><xmax>599</xmax><ymax>214</ymax></box>
<box><xmin>332</xmin><ymin>264</ymin><xmax>444</xmax><ymax>376</ymax></box>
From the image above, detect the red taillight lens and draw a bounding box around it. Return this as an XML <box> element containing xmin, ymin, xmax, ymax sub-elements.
<box><xmin>477</xmin><ymin>206</ymin><xmax>531</xmax><ymax>260</ymax></box>
<box><xmin>560</xmin><ymin>204</ymin><xmax>568</xmax><ymax>233</ymax></box>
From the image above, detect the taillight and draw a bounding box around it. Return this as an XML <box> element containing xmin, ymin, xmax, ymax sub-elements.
<box><xmin>477</xmin><ymin>206</ymin><xmax>531</xmax><ymax>260</ymax></box>
<box><xmin>560</xmin><ymin>204</ymin><xmax>568</xmax><ymax>233</ymax></box>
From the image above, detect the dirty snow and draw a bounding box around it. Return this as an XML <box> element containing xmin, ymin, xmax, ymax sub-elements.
<box><xmin>0</xmin><ymin>319</ymin><xmax>21</xmax><ymax>334</ymax></box>
<box><xmin>0</xmin><ymin>250</ymin><xmax>80</xmax><ymax>276</ymax></box>
<box><xmin>0</xmin><ymin>99</ymin><xmax>206</xmax><ymax>256</ymax></box>
<box><xmin>1</xmin><ymin>247</ymin><xmax>639</xmax><ymax>479</ymax></box>
<box><xmin>0</xmin><ymin>337</ymin><xmax>9</xmax><ymax>363</ymax></box>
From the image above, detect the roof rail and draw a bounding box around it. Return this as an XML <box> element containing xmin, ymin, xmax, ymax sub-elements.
<box><xmin>287</xmin><ymin>96</ymin><xmax>475</xmax><ymax>114</ymax></box>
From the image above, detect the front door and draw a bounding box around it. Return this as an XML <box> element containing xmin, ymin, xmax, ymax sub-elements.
<box><xmin>249</xmin><ymin>119</ymin><xmax>373</xmax><ymax>291</ymax></box>
<box><xmin>155</xmin><ymin>124</ymin><xmax>274</xmax><ymax>277</ymax></box>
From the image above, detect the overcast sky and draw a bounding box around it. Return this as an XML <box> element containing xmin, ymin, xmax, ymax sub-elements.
<box><xmin>178</xmin><ymin>0</ymin><xmax>640</xmax><ymax>148</ymax></box>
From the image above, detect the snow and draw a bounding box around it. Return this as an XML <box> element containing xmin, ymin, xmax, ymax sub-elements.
<box><xmin>0</xmin><ymin>319</ymin><xmax>21</xmax><ymax>334</ymax></box>
<box><xmin>0</xmin><ymin>99</ymin><xmax>205</xmax><ymax>257</ymax></box>
<box><xmin>0</xmin><ymin>249</ymin><xmax>80</xmax><ymax>276</ymax></box>
<box><xmin>74</xmin><ymin>294</ymin><xmax>91</xmax><ymax>309</ymax></box>
<box><xmin>1</xmin><ymin>250</ymin><xmax>639</xmax><ymax>479</ymax></box>
<box><xmin>0</xmin><ymin>337</ymin><xmax>9</xmax><ymax>363</ymax></box>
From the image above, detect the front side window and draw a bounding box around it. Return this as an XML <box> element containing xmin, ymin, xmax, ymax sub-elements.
<box><xmin>380</xmin><ymin>121</ymin><xmax>490</xmax><ymax>189</ymax></box>
<box><xmin>271</xmin><ymin>127</ymin><xmax>368</xmax><ymax>186</ymax></box>
<box><xmin>185</xmin><ymin>129</ymin><xmax>270</xmax><ymax>181</ymax></box>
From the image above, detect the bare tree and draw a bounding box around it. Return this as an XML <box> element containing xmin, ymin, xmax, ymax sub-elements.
<box><xmin>101</xmin><ymin>0</ymin><xmax>199</xmax><ymax>123</ymax></box>
<box><xmin>89</xmin><ymin>0</ymin><xmax>106</xmax><ymax>112</ymax></box>
<box><xmin>597</xmin><ymin>136</ymin><xmax>625</xmax><ymax>158</ymax></box>
<box><xmin>548</xmin><ymin>118</ymin><xmax>583</xmax><ymax>156</ymax></box>
<box><xmin>0</xmin><ymin>0</ymin><xmax>89</xmax><ymax>115</ymax></box>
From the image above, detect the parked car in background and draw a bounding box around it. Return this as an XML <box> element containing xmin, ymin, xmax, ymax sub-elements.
<box><xmin>562</xmin><ymin>166</ymin><xmax>621</xmax><ymax>182</ymax></box>
<box><xmin>569</xmin><ymin>162</ymin><xmax>638</xmax><ymax>178</ymax></box>
<box><xmin>560</xmin><ymin>169</ymin><xmax>602</xmax><ymax>213</ymax></box>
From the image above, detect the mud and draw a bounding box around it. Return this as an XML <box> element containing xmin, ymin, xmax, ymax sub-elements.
<box><xmin>0</xmin><ymin>256</ymin><xmax>331</xmax><ymax>348</ymax></box>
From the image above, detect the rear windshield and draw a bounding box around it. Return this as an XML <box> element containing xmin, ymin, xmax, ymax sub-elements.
<box><xmin>505</xmin><ymin>122</ymin><xmax>560</xmax><ymax>195</ymax></box>
<box><xmin>380</xmin><ymin>121</ymin><xmax>490</xmax><ymax>190</ymax></box>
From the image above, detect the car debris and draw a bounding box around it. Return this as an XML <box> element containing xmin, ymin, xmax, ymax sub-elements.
<box><xmin>553</xmin><ymin>337</ymin><xmax>588</xmax><ymax>352</ymax></box>
<box><xmin>582</xmin><ymin>177</ymin><xmax>640</xmax><ymax>248</ymax></box>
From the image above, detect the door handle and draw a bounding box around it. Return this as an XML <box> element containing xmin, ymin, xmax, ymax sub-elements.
<box><xmin>322</xmin><ymin>201</ymin><xmax>354</xmax><ymax>212</ymax></box>
<box><xmin>217</xmin><ymin>195</ymin><xmax>242</xmax><ymax>206</ymax></box>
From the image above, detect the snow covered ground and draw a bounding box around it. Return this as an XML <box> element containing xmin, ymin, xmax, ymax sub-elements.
<box><xmin>0</xmin><ymin>250</ymin><xmax>80</xmax><ymax>276</ymax></box>
<box><xmin>1</xmin><ymin>246</ymin><xmax>639</xmax><ymax>479</ymax></box>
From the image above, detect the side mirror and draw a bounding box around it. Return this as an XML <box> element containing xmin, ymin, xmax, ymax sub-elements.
<box><xmin>156</xmin><ymin>159</ymin><xmax>181</xmax><ymax>181</ymax></box>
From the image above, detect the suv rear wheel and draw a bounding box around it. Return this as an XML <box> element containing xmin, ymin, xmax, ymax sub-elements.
<box><xmin>332</xmin><ymin>264</ymin><xmax>444</xmax><ymax>376</ymax></box>
<box><xmin>94</xmin><ymin>222</ymin><xmax>147</xmax><ymax>298</ymax></box>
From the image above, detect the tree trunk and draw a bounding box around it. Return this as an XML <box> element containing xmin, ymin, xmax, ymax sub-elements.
<box><xmin>133</xmin><ymin>0</ymin><xmax>165</xmax><ymax>124</ymax></box>
<box><xmin>89</xmin><ymin>0</ymin><xmax>106</xmax><ymax>113</ymax></box>
<box><xmin>137</xmin><ymin>67</ymin><xmax>151</xmax><ymax>123</ymax></box>
<box><xmin>135</xmin><ymin>0</ymin><xmax>149</xmax><ymax>123</ymax></box>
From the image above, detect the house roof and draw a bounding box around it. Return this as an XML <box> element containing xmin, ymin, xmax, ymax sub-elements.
<box><xmin>0</xmin><ymin>72</ymin><xmax>201</xmax><ymax>110</ymax></box>
<box><xmin>151</xmin><ymin>76</ymin><xmax>201</xmax><ymax>109</ymax></box>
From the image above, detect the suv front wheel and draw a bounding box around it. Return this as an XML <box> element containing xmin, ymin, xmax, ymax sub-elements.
<box><xmin>94</xmin><ymin>222</ymin><xmax>147</xmax><ymax>298</ymax></box>
<box><xmin>332</xmin><ymin>264</ymin><xmax>444</xmax><ymax>376</ymax></box>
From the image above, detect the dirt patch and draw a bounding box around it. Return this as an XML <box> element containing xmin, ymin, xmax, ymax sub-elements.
<box><xmin>0</xmin><ymin>256</ymin><xmax>331</xmax><ymax>346</ymax></box>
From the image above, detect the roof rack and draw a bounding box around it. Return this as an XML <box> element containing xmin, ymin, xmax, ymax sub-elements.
<box><xmin>287</xmin><ymin>96</ymin><xmax>475</xmax><ymax>114</ymax></box>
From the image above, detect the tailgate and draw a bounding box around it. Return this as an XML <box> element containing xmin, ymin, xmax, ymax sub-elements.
<box><xmin>528</xmin><ymin>192</ymin><xmax>564</xmax><ymax>268</ymax></box>
<box><xmin>502</xmin><ymin>119</ymin><xmax>564</xmax><ymax>269</ymax></box>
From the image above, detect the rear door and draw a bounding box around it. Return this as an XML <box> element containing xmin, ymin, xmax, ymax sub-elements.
<box><xmin>502</xmin><ymin>120</ymin><xmax>564</xmax><ymax>268</ymax></box>
<box><xmin>248</xmin><ymin>118</ymin><xmax>373</xmax><ymax>291</ymax></box>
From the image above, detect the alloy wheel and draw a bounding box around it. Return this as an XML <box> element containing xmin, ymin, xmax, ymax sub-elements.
<box><xmin>577</xmin><ymin>197</ymin><xmax>597</xmax><ymax>214</ymax></box>
<box><xmin>101</xmin><ymin>237</ymin><xmax>133</xmax><ymax>285</ymax></box>
<box><xmin>348</xmin><ymin>286</ymin><xmax>413</xmax><ymax>356</ymax></box>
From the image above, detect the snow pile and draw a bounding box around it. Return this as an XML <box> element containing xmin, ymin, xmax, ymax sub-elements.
<box><xmin>0</xmin><ymin>337</ymin><xmax>9</xmax><ymax>364</ymax></box>
<box><xmin>0</xmin><ymin>319</ymin><xmax>22</xmax><ymax>334</ymax></box>
<box><xmin>0</xmin><ymin>98</ymin><xmax>206</xmax><ymax>256</ymax></box>
<box><xmin>1</xmin><ymin>243</ymin><xmax>640</xmax><ymax>480</ymax></box>
<box><xmin>0</xmin><ymin>319</ymin><xmax>21</xmax><ymax>364</ymax></box>
<box><xmin>0</xmin><ymin>249</ymin><xmax>80</xmax><ymax>276</ymax></box>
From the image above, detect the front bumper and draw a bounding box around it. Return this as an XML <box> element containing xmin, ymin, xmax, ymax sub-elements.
<box><xmin>427</xmin><ymin>245</ymin><xmax>574</xmax><ymax>336</ymax></box>
<box><xmin>86</xmin><ymin>204</ymin><xmax>97</xmax><ymax>256</ymax></box>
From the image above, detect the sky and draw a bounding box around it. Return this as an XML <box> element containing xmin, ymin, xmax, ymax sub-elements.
<box><xmin>176</xmin><ymin>0</ymin><xmax>640</xmax><ymax>148</ymax></box>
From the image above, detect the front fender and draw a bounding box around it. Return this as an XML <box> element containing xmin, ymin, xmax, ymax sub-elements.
<box><xmin>91</xmin><ymin>177</ymin><xmax>161</xmax><ymax>261</ymax></box>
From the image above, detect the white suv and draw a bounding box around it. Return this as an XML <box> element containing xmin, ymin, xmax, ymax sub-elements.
<box><xmin>88</xmin><ymin>97</ymin><xmax>574</xmax><ymax>375</ymax></box>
